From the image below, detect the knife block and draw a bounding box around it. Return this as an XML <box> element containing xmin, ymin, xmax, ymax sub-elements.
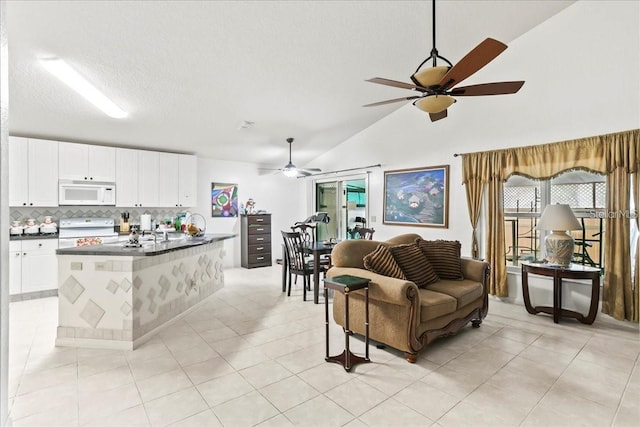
<box><xmin>120</xmin><ymin>219</ymin><xmax>130</xmax><ymax>233</ymax></box>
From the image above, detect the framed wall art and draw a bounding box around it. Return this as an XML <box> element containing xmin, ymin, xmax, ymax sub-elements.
<box><xmin>383</xmin><ymin>165</ymin><xmax>449</xmax><ymax>228</ymax></box>
<box><xmin>211</xmin><ymin>182</ymin><xmax>238</xmax><ymax>217</ymax></box>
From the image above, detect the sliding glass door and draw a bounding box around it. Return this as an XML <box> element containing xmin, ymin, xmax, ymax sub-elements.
<box><xmin>315</xmin><ymin>176</ymin><xmax>368</xmax><ymax>241</ymax></box>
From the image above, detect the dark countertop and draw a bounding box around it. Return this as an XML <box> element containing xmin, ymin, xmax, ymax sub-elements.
<box><xmin>56</xmin><ymin>233</ymin><xmax>236</xmax><ymax>256</ymax></box>
<box><xmin>10</xmin><ymin>233</ymin><xmax>59</xmax><ymax>241</ymax></box>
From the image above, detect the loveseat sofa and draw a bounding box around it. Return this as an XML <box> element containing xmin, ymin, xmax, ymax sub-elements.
<box><xmin>327</xmin><ymin>233</ymin><xmax>490</xmax><ymax>363</ymax></box>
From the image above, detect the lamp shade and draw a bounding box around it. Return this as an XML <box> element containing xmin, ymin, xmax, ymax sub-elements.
<box><xmin>282</xmin><ymin>163</ymin><xmax>298</xmax><ymax>177</ymax></box>
<box><xmin>536</xmin><ymin>204</ymin><xmax>581</xmax><ymax>267</ymax></box>
<box><xmin>536</xmin><ymin>204</ymin><xmax>581</xmax><ymax>231</ymax></box>
<box><xmin>412</xmin><ymin>66</ymin><xmax>449</xmax><ymax>87</ymax></box>
<box><xmin>414</xmin><ymin>95</ymin><xmax>455</xmax><ymax>114</ymax></box>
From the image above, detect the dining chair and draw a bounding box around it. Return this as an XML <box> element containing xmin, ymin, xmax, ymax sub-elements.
<box><xmin>350</xmin><ymin>226</ymin><xmax>375</xmax><ymax>240</ymax></box>
<box><xmin>291</xmin><ymin>223</ymin><xmax>332</xmax><ymax>271</ymax></box>
<box><xmin>281</xmin><ymin>231</ymin><xmax>314</xmax><ymax>301</ymax></box>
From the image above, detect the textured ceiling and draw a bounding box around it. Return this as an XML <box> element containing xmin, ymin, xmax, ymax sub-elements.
<box><xmin>6</xmin><ymin>0</ymin><xmax>574</xmax><ymax>169</ymax></box>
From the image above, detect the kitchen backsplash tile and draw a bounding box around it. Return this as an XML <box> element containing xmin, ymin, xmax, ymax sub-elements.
<box><xmin>9</xmin><ymin>207</ymin><xmax>187</xmax><ymax>225</ymax></box>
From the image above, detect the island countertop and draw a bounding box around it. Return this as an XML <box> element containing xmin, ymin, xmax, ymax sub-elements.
<box><xmin>56</xmin><ymin>233</ymin><xmax>236</xmax><ymax>256</ymax></box>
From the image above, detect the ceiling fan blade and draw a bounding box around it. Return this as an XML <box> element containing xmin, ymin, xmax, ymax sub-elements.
<box><xmin>429</xmin><ymin>110</ymin><xmax>448</xmax><ymax>122</ymax></box>
<box><xmin>450</xmin><ymin>81</ymin><xmax>525</xmax><ymax>96</ymax></box>
<box><xmin>366</xmin><ymin>77</ymin><xmax>427</xmax><ymax>91</ymax></box>
<box><xmin>298</xmin><ymin>170</ymin><xmax>312</xmax><ymax>177</ymax></box>
<box><xmin>438</xmin><ymin>38</ymin><xmax>508</xmax><ymax>90</ymax></box>
<box><xmin>363</xmin><ymin>96</ymin><xmax>421</xmax><ymax>107</ymax></box>
<box><xmin>302</xmin><ymin>168</ymin><xmax>322</xmax><ymax>172</ymax></box>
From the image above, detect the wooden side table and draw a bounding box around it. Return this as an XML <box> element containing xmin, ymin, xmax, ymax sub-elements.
<box><xmin>324</xmin><ymin>275</ymin><xmax>371</xmax><ymax>371</ymax></box>
<box><xmin>521</xmin><ymin>262</ymin><xmax>601</xmax><ymax>324</ymax></box>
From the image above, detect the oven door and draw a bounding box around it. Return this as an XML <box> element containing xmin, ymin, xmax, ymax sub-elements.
<box><xmin>58</xmin><ymin>234</ymin><xmax>119</xmax><ymax>248</ymax></box>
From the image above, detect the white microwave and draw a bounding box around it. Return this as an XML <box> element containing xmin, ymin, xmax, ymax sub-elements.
<box><xmin>59</xmin><ymin>180</ymin><xmax>116</xmax><ymax>205</ymax></box>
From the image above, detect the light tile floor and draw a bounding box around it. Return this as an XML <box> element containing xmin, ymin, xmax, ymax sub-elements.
<box><xmin>7</xmin><ymin>266</ymin><xmax>640</xmax><ymax>427</ymax></box>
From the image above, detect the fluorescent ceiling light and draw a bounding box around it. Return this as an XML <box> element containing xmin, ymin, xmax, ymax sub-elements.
<box><xmin>40</xmin><ymin>58</ymin><xmax>128</xmax><ymax>119</ymax></box>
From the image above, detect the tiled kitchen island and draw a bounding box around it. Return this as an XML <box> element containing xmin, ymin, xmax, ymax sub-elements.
<box><xmin>55</xmin><ymin>234</ymin><xmax>235</xmax><ymax>350</ymax></box>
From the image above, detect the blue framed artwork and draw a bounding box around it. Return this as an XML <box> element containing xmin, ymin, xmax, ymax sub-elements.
<box><xmin>211</xmin><ymin>183</ymin><xmax>238</xmax><ymax>217</ymax></box>
<box><xmin>383</xmin><ymin>165</ymin><xmax>449</xmax><ymax>228</ymax></box>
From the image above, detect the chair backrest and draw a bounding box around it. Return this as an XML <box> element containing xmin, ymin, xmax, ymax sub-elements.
<box><xmin>281</xmin><ymin>231</ymin><xmax>308</xmax><ymax>272</ymax></box>
<box><xmin>350</xmin><ymin>226</ymin><xmax>375</xmax><ymax>240</ymax></box>
<box><xmin>291</xmin><ymin>223</ymin><xmax>316</xmax><ymax>244</ymax></box>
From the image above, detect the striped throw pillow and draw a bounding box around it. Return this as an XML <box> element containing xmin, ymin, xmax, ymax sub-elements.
<box><xmin>363</xmin><ymin>244</ymin><xmax>406</xmax><ymax>280</ymax></box>
<box><xmin>388</xmin><ymin>243</ymin><xmax>439</xmax><ymax>288</ymax></box>
<box><xmin>415</xmin><ymin>238</ymin><xmax>464</xmax><ymax>280</ymax></box>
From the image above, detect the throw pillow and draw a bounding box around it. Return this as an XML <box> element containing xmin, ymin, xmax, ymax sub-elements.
<box><xmin>363</xmin><ymin>244</ymin><xmax>406</xmax><ymax>280</ymax></box>
<box><xmin>415</xmin><ymin>238</ymin><xmax>464</xmax><ymax>280</ymax></box>
<box><xmin>388</xmin><ymin>243</ymin><xmax>439</xmax><ymax>287</ymax></box>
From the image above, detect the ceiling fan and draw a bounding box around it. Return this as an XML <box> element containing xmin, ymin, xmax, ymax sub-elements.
<box><xmin>280</xmin><ymin>137</ymin><xmax>321</xmax><ymax>177</ymax></box>
<box><xmin>363</xmin><ymin>0</ymin><xmax>524</xmax><ymax>122</ymax></box>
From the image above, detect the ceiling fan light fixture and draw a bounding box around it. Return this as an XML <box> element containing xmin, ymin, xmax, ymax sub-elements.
<box><xmin>412</xmin><ymin>66</ymin><xmax>449</xmax><ymax>88</ymax></box>
<box><xmin>414</xmin><ymin>94</ymin><xmax>455</xmax><ymax>114</ymax></box>
<box><xmin>282</xmin><ymin>163</ymin><xmax>298</xmax><ymax>177</ymax></box>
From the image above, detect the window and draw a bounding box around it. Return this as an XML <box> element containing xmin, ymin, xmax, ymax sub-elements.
<box><xmin>504</xmin><ymin>170</ymin><xmax>605</xmax><ymax>271</ymax></box>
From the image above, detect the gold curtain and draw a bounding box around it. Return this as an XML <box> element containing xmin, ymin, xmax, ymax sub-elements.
<box><xmin>633</xmin><ymin>172</ymin><xmax>639</xmax><ymax>322</ymax></box>
<box><xmin>462</xmin><ymin>155</ymin><xmax>487</xmax><ymax>259</ymax></box>
<box><xmin>462</xmin><ymin>129</ymin><xmax>640</xmax><ymax>316</ymax></box>
<box><xmin>602</xmin><ymin>169</ymin><xmax>633</xmax><ymax>320</ymax></box>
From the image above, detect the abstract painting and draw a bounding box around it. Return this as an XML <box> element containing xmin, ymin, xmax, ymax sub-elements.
<box><xmin>211</xmin><ymin>183</ymin><xmax>238</xmax><ymax>217</ymax></box>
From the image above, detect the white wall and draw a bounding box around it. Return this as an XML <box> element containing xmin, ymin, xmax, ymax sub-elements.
<box><xmin>195</xmin><ymin>157</ymin><xmax>306</xmax><ymax>267</ymax></box>
<box><xmin>306</xmin><ymin>0</ymin><xmax>640</xmax><ymax>256</ymax></box>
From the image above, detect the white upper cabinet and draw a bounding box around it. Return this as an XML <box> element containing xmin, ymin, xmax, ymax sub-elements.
<box><xmin>59</xmin><ymin>142</ymin><xmax>115</xmax><ymax>182</ymax></box>
<box><xmin>115</xmin><ymin>148</ymin><xmax>139</xmax><ymax>207</ymax></box>
<box><xmin>137</xmin><ymin>150</ymin><xmax>159</xmax><ymax>207</ymax></box>
<box><xmin>9</xmin><ymin>136</ymin><xmax>59</xmax><ymax>207</ymax></box>
<box><xmin>178</xmin><ymin>154</ymin><xmax>197</xmax><ymax>207</ymax></box>
<box><xmin>157</xmin><ymin>153</ymin><xmax>197</xmax><ymax>207</ymax></box>
<box><xmin>115</xmin><ymin>148</ymin><xmax>159</xmax><ymax>207</ymax></box>
<box><xmin>158</xmin><ymin>153</ymin><xmax>180</xmax><ymax>207</ymax></box>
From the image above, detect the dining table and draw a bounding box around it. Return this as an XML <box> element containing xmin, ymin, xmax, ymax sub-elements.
<box><xmin>281</xmin><ymin>240</ymin><xmax>337</xmax><ymax>304</ymax></box>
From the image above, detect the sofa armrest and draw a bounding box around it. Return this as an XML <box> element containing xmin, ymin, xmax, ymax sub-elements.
<box><xmin>460</xmin><ymin>258</ymin><xmax>490</xmax><ymax>284</ymax></box>
<box><xmin>327</xmin><ymin>267</ymin><xmax>418</xmax><ymax>307</ymax></box>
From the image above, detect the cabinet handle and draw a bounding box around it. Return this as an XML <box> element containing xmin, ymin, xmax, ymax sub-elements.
<box><xmin>15</xmin><ymin>253</ymin><xmax>20</xmax><ymax>257</ymax></box>
<box><xmin>256</xmin><ymin>257</ymin><xmax>264</xmax><ymax>260</ymax></box>
<box><xmin>256</xmin><ymin>238</ymin><xmax>264</xmax><ymax>241</ymax></box>
<box><xmin>256</xmin><ymin>247</ymin><xmax>264</xmax><ymax>250</ymax></box>
<box><xmin>256</xmin><ymin>218</ymin><xmax>264</xmax><ymax>222</ymax></box>
<box><xmin>90</xmin><ymin>177</ymin><xmax>93</xmax><ymax>180</ymax></box>
<box><xmin>85</xmin><ymin>177</ymin><xmax>88</xmax><ymax>180</ymax></box>
<box><xmin>23</xmin><ymin>202</ymin><xmax>26</xmax><ymax>206</ymax></box>
<box><xmin>38</xmin><ymin>243</ymin><xmax>42</xmax><ymax>247</ymax></box>
<box><xmin>29</xmin><ymin>203</ymin><xmax>33</xmax><ymax>206</ymax></box>
<box><xmin>256</xmin><ymin>228</ymin><xmax>264</xmax><ymax>232</ymax></box>
<box><xmin>23</xmin><ymin>253</ymin><xmax>26</xmax><ymax>256</ymax></box>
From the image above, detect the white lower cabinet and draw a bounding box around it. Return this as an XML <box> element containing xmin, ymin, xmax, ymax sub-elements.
<box><xmin>10</xmin><ymin>239</ymin><xmax>59</xmax><ymax>295</ymax></box>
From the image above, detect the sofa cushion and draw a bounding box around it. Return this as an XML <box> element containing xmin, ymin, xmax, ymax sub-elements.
<box><xmin>388</xmin><ymin>243</ymin><xmax>439</xmax><ymax>288</ymax></box>
<box><xmin>419</xmin><ymin>289</ymin><xmax>458</xmax><ymax>322</ymax></box>
<box><xmin>363</xmin><ymin>244</ymin><xmax>406</xmax><ymax>280</ymax></box>
<box><xmin>415</xmin><ymin>238</ymin><xmax>464</xmax><ymax>280</ymax></box>
<box><xmin>427</xmin><ymin>280</ymin><xmax>484</xmax><ymax>309</ymax></box>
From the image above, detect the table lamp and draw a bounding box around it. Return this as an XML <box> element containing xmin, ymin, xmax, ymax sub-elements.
<box><xmin>536</xmin><ymin>204</ymin><xmax>582</xmax><ymax>266</ymax></box>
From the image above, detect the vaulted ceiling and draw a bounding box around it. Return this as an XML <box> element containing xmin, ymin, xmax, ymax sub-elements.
<box><xmin>6</xmin><ymin>0</ymin><xmax>574</xmax><ymax>169</ymax></box>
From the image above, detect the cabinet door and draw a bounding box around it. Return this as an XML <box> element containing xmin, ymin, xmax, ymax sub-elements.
<box><xmin>137</xmin><ymin>150</ymin><xmax>159</xmax><ymax>207</ymax></box>
<box><xmin>58</xmin><ymin>141</ymin><xmax>89</xmax><ymax>180</ymax></box>
<box><xmin>88</xmin><ymin>145</ymin><xmax>116</xmax><ymax>181</ymax></box>
<box><xmin>9</xmin><ymin>136</ymin><xmax>29</xmax><ymax>207</ymax></box>
<box><xmin>115</xmin><ymin>148</ymin><xmax>139</xmax><ymax>207</ymax></box>
<box><xmin>158</xmin><ymin>152</ymin><xmax>180</xmax><ymax>207</ymax></box>
<box><xmin>9</xmin><ymin>241</ymin><xmax>22</xmax><ymax>295</ymax></box>
<box><xmin>178</xmin><ymin>154</ymin><xmax>197</xmax><ymax>207</ymax></box>
<box><xmin>21</xmin><ymin>240</ymin><xmax>58</xmax><ymax>293</ymax></box>
<box><xmin>28</xmin><ymin>139</ymin><xmax>59</xmax><ymax>207</ymax></box>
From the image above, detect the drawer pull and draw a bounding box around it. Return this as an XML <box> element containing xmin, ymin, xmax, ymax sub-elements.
<box><xmin>256</xmin><ymin>256</ymin><xmax>264</xmax><ymax>260</ymax></box>
<box><xmin>256</xmin><ymin>228</ymin><xmax>264</xmax><ymax>232</ymax></box>
<box><xmin>256</xmin><ymin>247</ymin><xmax>264</xmax><ymax>250</ymax></box>
<box><xmin>255</xmin><ymin>218</ymin><xmax>264</xmax><ymax>222</ymax></box>
<box><xmin>256</xmin><ymin>238</ymin><xmax>264</xmax><ymax>241</ymax></box>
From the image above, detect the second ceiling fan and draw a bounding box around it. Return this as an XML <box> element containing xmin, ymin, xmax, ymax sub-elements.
<box><xmin>364</xmin><ymin>0</ymin><xmax>525</xmax><ymax>122</ymax></box>
<box><xmin>280</xmin><ymin>137</ymin><xmax>321</xmax><ymax>177</ymax></box>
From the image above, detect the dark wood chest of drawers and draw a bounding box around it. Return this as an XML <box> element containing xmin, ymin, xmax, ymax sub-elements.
<box><xmin>241</xmin><ymin>214</ymin><xmax>272</xmax><ymax>268</ymax></box>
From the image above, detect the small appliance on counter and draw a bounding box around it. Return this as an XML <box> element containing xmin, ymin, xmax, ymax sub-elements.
<box><xmin>140</xmin><ymin>214</ymin><xmax>152</xmax><ymax>232</ymax></box>
<box><xmin>23</xmin><ymin>218</ymin><xmax>40</xmax><ymax>235</ymax></box>
<box><xmin>10</xmin><ymin>220</ymin><xmax>23</xmax><ymax>236</ymax></box>
<box><xmin>40</xmin><ymin>216</ymin><xmax>58</xmax><ymax>235</ymax></box>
